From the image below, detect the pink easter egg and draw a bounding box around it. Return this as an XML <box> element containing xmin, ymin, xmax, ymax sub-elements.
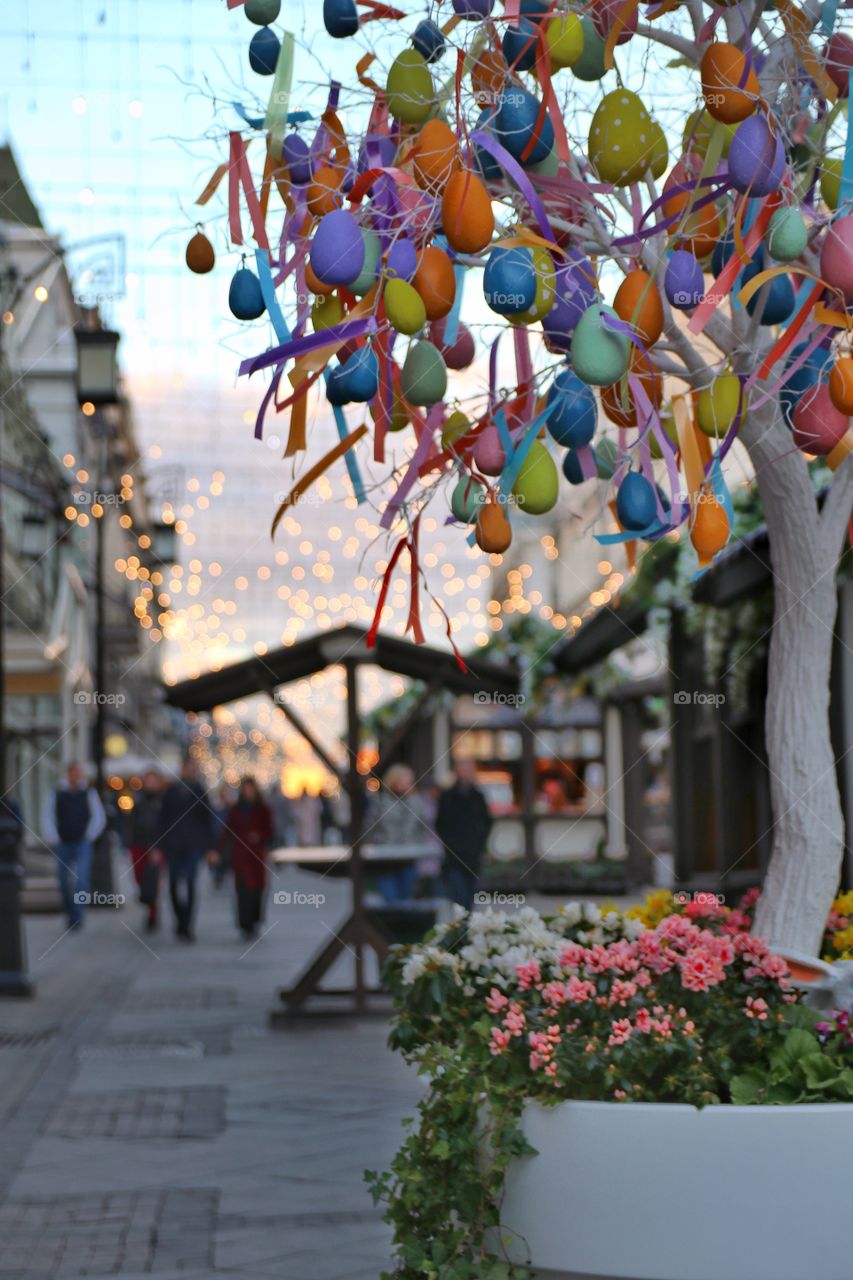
<box><xmin>791</xmin><ymin>382</ymin><xmax>849</xmax><ymax>456</ymax></box>
<box><xmin>820</xmin><ymin>215</ymin><xmax>853</xmax><ymax>303</ymax></box>
<box><xmin>591</xmin><ymin>0</ymin><xmax>637</xmax><ymax>45</ymax></box>
<box><xmin>824</xmin><ymin>33</ymin><xmax>853</xmax><ymax>98</ymax></box>
<box><xmin>429</xmin><ymin>318</ymin><xmax>476</xmax><ymax>370</ymax></box>
<box><xmin>474</xmin><ymin>421</ymin><xmax>507</xmax><ymax>475</ymax></box>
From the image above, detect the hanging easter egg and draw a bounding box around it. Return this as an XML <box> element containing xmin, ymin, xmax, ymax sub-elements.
<box><xmin>588</xmin><ymin>90</ymin><xmax>655</xmax><ymax>186</ymax></box>
<box><xmin>829</xmin><ymin>356</ymin><xmax>853</xmax><ymax>414</ymax></box>
<box><xmin>370</xmin><ymin>392</ymin><xmax>409</xmax><ymax>433</ymax></box>
<box><xmin>821</xmin><ymin>159</ymin><xmax>842</xmax><ymax>211</ymax></box>
<box><xmin>336</xmin><ymin>346</ymin><xmax>379</xmax><ymax>404</ymax></box>
<box><xmin>700</xmin><ymin>43</ymin><xmax>760</xmax><ymax>124</ymax></box>
<box><xmin>249</xmin><ymin>27</ymin><xmax>280</xmax><ymax>74</ymax></box>
<box><xmin>780</xmin><ymin>341</ymin><xmax>830</xmax><ymax>427</ymax></box>
<box><xmin>476</xmin><ymin>500</ymin><xmax>512</xmax><ymax>553</ymax></box>
<box><xmin>441</xmin><ymin>170</ymin><xmax>494</xmax><ymax>253</ymax></box>
<box><xmin>542</xmin><ymin>250</ymin><xmax>597</xmax><ymax>352</ymax></box>
<box><xmin>186</xmin><ymin>231</ymin><xmax>215</xmax><ymax>274</ymax></box>
<box><xmin>413</xmin><ymin>119</ymin><xmax>459</xmax><ymax>193</ymax></box>
<box><xmin>412</xmin><ymin>247</ymin><xmax>456</xmax><ymax>321</ymax></box>
<box><xmin>572</xmin><ymin>17</ymin><xmax>607</xmax><ymax>80</ymax></box>
<box><xmin>766</xmin><ymin>206</ymin><xmax>807</xmax><ymax>262</ymax></box>
<box><xmin>595</xmin><ymin>437</ymin><xmax>618</xmax><ymax>479</ymax></box>
<box><xmin>683</xmin><ymin>108</ymin><xmax>735</xmax><ymax>159</ymax></box>
<box><xmin>527</xmin><ymin>147</ymin><xmax>559</xmax><ymax>177</ymax></box>
<box><xmin>613</xmin><ymin>269</ymin><xmax>664</xmax><ymax>345</ymax></box>
<box><xmin>820</xmin><ymin>215</ymin><xmax>853</xmax><ymax>302</ymax></box>
<box><xmin>386</xmin><ymin>238</ymin><xmax>418</xmax><ymax>282</ymax></box>
<box><xmin>727</xmin><ymin>115</ymin><xmax>784</xmax><ymax>195</ymax></box>
<box><xmin>571</xmin><ymin>304</ymin><xmax>631</xmax><ymax>386</ymax></box>
<box><xmin>690</xmin><ymin>493</ymin><xmax>730</xmax><ymax>568</ymax></box>
<box><xmin>591</xmin><ymin>0</ymin><xmax>638</xmax><ymax>46</ymax></box>
<box><xmin>474</xmin><ymin>422</ymin><xmax>507</xmax><ymax>475</ymax></box>
<box><xmin>648</xmin><ymin>121</ymin><xmax>668</xmax><ymax>179</ymax></box>
<box><xmin>742</xmin><ymin>260</ymin><xmax>795</xmax><ymax>325</ymax></box>
<box><xmin>503</xmin><ymin>20</ymin><xmax>539</xmax><ymax>72</ymax></box>
<box><xmin>495</xmin><ymin>87</ymin><xmax>555</xmax><ymax>164</ymax></box>
<box><xmin>484</xmin><ymin>247</ymin><xmax>538</xmax><ymax>316</ymax></box>
<box><xmin>616</xmin><ymin>471</ymin><xmax>657</xmax><ymax>531</ymax></box>
<box><xmin>512</xmin><ymin>249</ymin><xmax>556</xmax><ymax>325</ymax></box>
<box><xmin>384</xmin><ymin>278</ymin><xmax>427</xmax><ymax>336</ymax></box>
<box><xmin>521</xmin><ymin>0</ymin><xmax>550</xmax><ymax>20</ymax></box>
<box><xmin>664</xmin><ymin>249</ymin><xmax>704</xmax><ymax>310</ymax></box>
<box><xmin>547</xmin><ymin>368</ymin><xmax>597</xmax><ymax>447</ymax></box>
<box><xmin>825</xmin><ymin>33</ymin><xmax>853</xmax><ymax>97</ymax></box>
<box><xmin>400</xmin><ymin>340</ymin><xmax>447</xmax><ymax>405</ymax></box>
<box><xmin>471</xmin><ymin>48</ymin><xmax>510</xmax><ymax>106</ymax></box>
<box><xmin>674</xmin><ymin>199</ymin><xmax>722</xmax><ymax>260</ymax></box>
<box><xmin>305</xmin><ymin>259</ymin><xmax>334</xmax><ymax>296</ymax></box>
<box><xmin>442</xmin><ymin>411</ymin><xmax>471</xmax><ymax>452</ymax></box>
<box><xmin>310</xmin><ymin>209</ymin><xmax>365</xmax><ymax>286</ymax></box>
<box><xmin>792</xmin><ymin>383</ymin><xmax>849</xmax><ymax>455</ymax></box>
<box><xmin>512</xmin><ymin>441</ymin><xmax>559</xmax><ymax>514</ymax></box>
<box><xmin>245</xmin><ymin>0</ymin><xmax>282</xmax><ymax>22</ymax></box>
<box><xmin>323</xmin><ymin>0</ymin><xmax>358</xmax><ymax>37</ymax></box>
<box><xmin>473</xmin><ymin>108</ymin><xmax>504</xmax><ymax>184</ymax></box>
<box><xmin>306</xmin><ymin>164</ymin><xmax>343</xmax><ymax>217</ymax></box>
<box><xmin>387</xmin><ymin>50</ymin><xmax>435</xmax><ymax>125</ymax></box>
<box><xmin>697</xmin><ymin>374</ymin><xmax>741</xmax><ymax>436</ymax></box>
<box><xmin>350</xmin><ymin>230</ymin><xmax>381</xmax><ymax>295</ymax></box>
<box><xmin>413</xmin><ymin>18</ymin><xmax>446</xmax><ymax>62</ymax></box>
<box><xmin>228</xmin><ymin>267</ymin><xmax>265</xmax><ymax>320</ymax></box>
<box><xmin>649</xmin><ymin>409</ymin><xmax>680</xmax><ymax>460</ymax></box>
<box><xmin>601</xmin><ymin>349</ymin><xmax>662</xmax><ymax>428</ymax></box>
<box><xmin>429</xmin><ymin>318</ymin><xmax>475</xmax><ymax>369</ymax></box>
<box><xmin>312</xmin><ymin>294</ymin><xmax>344</xmax><ymax>332</ymax></box>
<box><xmin>450</xmin><ymin>474</ymin><xmax>485</xmax><ymax>523</ymax></box>
<box><xmin>546</xmin><ymin>13</ymin><xmax>583</xmax><ymax>68</ymax></box>
<box><xmin>283</xmin><ymin>134</ymin><xmax>313</xmax><ymax>185</ymax></box>
<box><xmin>454</xmin><ymin>0</ymin><xmax>495</xmax><ymax>18</ymax></box>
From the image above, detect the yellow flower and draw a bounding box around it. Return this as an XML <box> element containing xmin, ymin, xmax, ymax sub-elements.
<box><xmin>829</xmin><ymin>925</ymin><xmax>853</xmax><ymax>958</ymax></box>
<box><xmin>626</xmin><ymin>890</ymin><xmax>675</xmax><ymax>927</ymax></box>
<box><xmin>831</xmin><ymin>891</ymin><xmax>853</xmax><ymax>918</ymax></box>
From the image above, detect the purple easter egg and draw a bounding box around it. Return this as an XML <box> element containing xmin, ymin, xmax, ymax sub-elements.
<box><xmin>358</xmin><ymin>134</ymin><xmax>397</xmax><ymax>173</ymax></box>
<box><xmin>474</xmin><ymin>422</ymin><xmax>506</xmax><ymax>475</ymax></box>
<box><xmin>542</xmin><ymin>249</ymin><xmax>597</xmax><ymax>352</ymax></box>
<box><xmin>820</xmin><ymin>214</ymin><xmax>853</xmax><ymax>302</ymax></box>
<box><xmin>453</xmin><ymin>0</ymin><xmax>494</xmax><ymax>17</ymax></box>
<box><xmin>429</xmin><ymin>318</ymin><xmax>476</xmax><ymax>369</ymax></box>
<box><xmin>283</xmin><ymin>134</ymin><xmax>313</xmax><ymax>185</ymax></box>
<box><xmin>664</xmin><ymin>249</ymin><xmax>704</xmax><ymax>310</ymax></box>
<box><xmin>310</xmin><ymin>209</ymin><xmax>365</xmax><ymax>286</ymax></box>
<box><xmin>386</xmin><ymin>237</ymin><xmax>418</xmax><ymax>281</ymax></box>
<box><xmin>728</xmin><ymin>115</ymin><xmax>785</xmax><ymax>196</ymax></box>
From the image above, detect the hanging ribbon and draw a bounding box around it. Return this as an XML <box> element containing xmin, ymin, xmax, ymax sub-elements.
<box><xmin>380</xmin><ymin>411</ymin><xmax>439</xmax><ymax>530</ymax></box>
<box><xmin>366</xmin><ymin>535</ymin><xmax>409</xmax><ymax>647</ymax></box>
<box><xmin>271</xmin><ymin>425</ymin><xmax>367</xmax><ymax>536</ymax></box>
<box><xmin>406</xmin><ymin>514</ymin><xmax>425</xmax><ymax>643</ymax></box>
<box><xmin>777</xmin><ymin>0</ymin><xmax>838</xmax><ymax>101</ymax></box>
<box><xmin>239</xmin><ymin>316</ymin><xmax>377</xmax><ymax>378</ymax></box>
<box><xmin>470</xmin><ymin>129</ymin><xmax>556</xmax><ymax>240</ymax></box>
<box><xmin>263</xmin><ymin>31</ymin><xmax>295</xmax><ymax>154</ymax></box>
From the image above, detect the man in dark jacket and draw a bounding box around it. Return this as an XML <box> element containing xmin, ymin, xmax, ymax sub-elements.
<box><xmin>435</xmin><ymin>760</ymin><xmax>493</xmax><ymax>910</ymax></box>
<box><xmin>159</xmin><ymin>759</ymin><xmax>217</xmax><ymax>941</ymax></box>
<box><xmin>42</xmin><ymin>762</ymin><xmax>107</xmax><ymax>929</ymax></box>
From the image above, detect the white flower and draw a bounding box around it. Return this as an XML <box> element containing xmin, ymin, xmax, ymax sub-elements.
<box><xmin>560</xmin><ymin>901</ymin><xmax>582</xmax><ymax>926</ymax></box>
<box><xmin>583</xmin><ymin>903</ymin><xmax>602</xmax><ymax>925</ymax></box>
<box><xmin>401</xmin><ymin>953</ymin><xmax>429</xmax><ymax>985</ymax></box>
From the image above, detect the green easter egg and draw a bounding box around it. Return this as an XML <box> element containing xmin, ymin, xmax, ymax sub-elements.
<box><xmin>387</xmin><ymin>50</ymin><xmax>435</xmax><ymax>125</ymax></box>
<box><xmin>696</xmin><ymin>374</ymin><xmax>741</xmax><ymax>437</ymax></box>
<box><xmin>245</xmin><ymin>0</ymin><xmax>281</xmax><ymax>22</ymax></box>
<box><xmin>401</xmin><ymin>340</ymin><xmax>447</xmax><ymax>406</ymax></box>
<box><xmin>571</xmin><ymin>305</ymin><xmax>631</xmax><ymax>386</ymax></box>
<box><xmin>766</xmin><ymin>207</ymin><xmax>808</xmax><ymax>262</ymax></box>
<box><xmin>821</xmin><ymin>158</ymin><xmax>842</xmax><ymax>212</ymax></box>
<box><xmin>450</xmin><ymin>474</ymin><xmax>484</xmax><ymax>522</ymax></box>
<box><xmin>312</xmin><ymin>294</ymin><xmax>344</xmax><ymax>332</ymax></box>
<box><xmin>527</xmin><ymin>146</ymin><xmax>559</xmax><ymax>177</ymax></box>
<box><xmin>511</xmin><ymin>440</ymin><xmax>559</xmax><ymax>514</ymax></box>
<box><xmin>442</xmin><ymin>409</ymin><xmax>470</xmax><ymax>451</ymax></box>
<box><xmin>572</xmin><ymin>17</ymin><xmax>606</xmax><ymax>82</ymax></box>
<box><xmin>546</xmin><ymin>13</ymin><xmax>584</xmax><ymax>69</ymax></box>
<box><xmin>589</xmin><ymin>90</ymin><xmax>654</xmax><ymax>186</ymax></box>
<box><xmin>350</xmin><ymin>231</ymin><xmax>381</xmax><ymax>296</ymax></box>
<box><xmin>649</xmin><ymin>410</ymin><xmax>679</xmax><ymax>459</ymax></box>
<box><xmin>512</xmin><ymin>247</ymin><xmax>556</xmax><ymax>325</ymax></box>
<box><xmin>595</xmin><ymin>435</ymin><xmax>618</xmax><ymax>478</ymax></box>
<box><xmin>384</xmin><ymin>278</ymin><xmax>426</xmax><ymax>335</ymax></box>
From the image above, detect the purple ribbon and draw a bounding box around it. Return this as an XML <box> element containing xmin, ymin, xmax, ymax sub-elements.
<box><xmin>238</xmin><ymin>317</ymin><xmax>377</xmax><ymax>377</ymax></box>
<box><xmin>470</xmin><ymin>129</ymin><xmax>555</xmax><ymax>242</ymax></box>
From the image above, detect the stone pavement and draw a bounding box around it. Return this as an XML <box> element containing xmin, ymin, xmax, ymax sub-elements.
<box><xmin>0</xmin><ymin>860</ymin><xmax>422</xmax><ymax>1279</ymax></box>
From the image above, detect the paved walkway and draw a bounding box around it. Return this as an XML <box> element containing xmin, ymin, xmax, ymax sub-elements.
<box><xmin>0</xmin><ymin>860</ymin><xmax>421</xmax><ymax>1279</ymax></box>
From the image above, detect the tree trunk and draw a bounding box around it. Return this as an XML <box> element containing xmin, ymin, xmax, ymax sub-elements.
<box><xmin>741</xmin><ymin>401</ymin><xmax>845</xmax><ymax>954</ymax></box>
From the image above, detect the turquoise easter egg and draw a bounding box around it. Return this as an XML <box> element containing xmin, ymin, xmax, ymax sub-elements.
<box><xmin>570</xmin><ymin>305</ymin><xmax>630</xmax><ymax>386</ymax></box>
<box><xmin>616</xmin><ymin>471</ymin><xmax>657</xmax><ymax>531</ymax></box>
<box><xmin>351</xmin><ymin>230</ymin><xmax>381</xmax><ymax>295</ymax></box>
<box><xmin>450</xmin><ymin>474</ymin><xmax>485</xmax><ymax>522</ymax></box>
<box><xmin>572</xmin><ymin>17</ymin><xmax>607</xmax><ymax>81</ymax></box>
<box><xmin>400</xmin><ymin>340</ymin><xmax>447</xmax><ymax>405</ymax></box>
<box><xmin>511</xmin><ymin>441</ymin><xmax>559</xmax><ymax>514</ymax></box>
<box><xmin>228</xmin><ymin>267</ymin><xmax>265</xmax><ymax>320</ymax></box>
<box><xmin>766</xmin><ymin>207</ymin><xmax>808</xmax><ymax>262</ymax></box>
<box><xmin>484</xmin><ymin>247</ymin><xmax>537</xmax><ymax>316</ymax></box>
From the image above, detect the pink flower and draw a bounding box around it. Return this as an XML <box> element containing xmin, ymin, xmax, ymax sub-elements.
<box><xmin>680</xmin><ymin>948</ymin><xmax>725</xmax><ymax>992</ymax></box>
<box><xmin>559</xmin><ymin>942</ymin><xmax>586</xmax><ymax>969</ymax></box>
<box><xmin>503</xmin><ymin>1002</ymin><xmax>526</xmax><ymax>1037</ymax></box>
<box><xmin>745</xmin><ymin>996</ymin><xmax>769</xmax><ymax>1021</ymax></box>
<box><xmin>490</xmin><ymin>1028</ymin><xmax>511</xmax><ymax>1055</ymax></box>
<box><xmin>485</xmin><ymin>987</ymin><xmax>509</xmax><ymax>1014</ymax></box>
<box><xmin>515</xmin><ymin>960</ymin><xmax>541</xmax><ymax>990</ymax></box>
<box><xmin>608</xmin><ymin>1018</ymin><xmax>633</xmax><ymax>1047</ymax></box>
<box><xmin>614</xmin><ymin>1088</ymin><xmax>627</xmax><ymax>1100</ymax></box>
<box><xmin>634</xmin><ymin>1007</ymin><xmax>652</xmax><ymax>1033</ymax></box>
<box><xmin>566</xmin><ymin>976</ymin><xmax>596</xmax><ymax>1004</ymax></box>
<box><xmin>541</xmin><ymin>980</ymin><xmax>568</xmax><ymax>1007</ymax></box>
<box><xmin>609</xmin><ymin>979</ymin><xmax>638</xmax><ymax>1007</ymax></box>
<box><xmin>544</xmin><ymin>1061</ymin><xmax>559</xmax><ymax>1081</ymax></box>
<box><xmin>760</xmin><ymin>954</ymin><xmax>789</xmax><ymax>981</ymax></box>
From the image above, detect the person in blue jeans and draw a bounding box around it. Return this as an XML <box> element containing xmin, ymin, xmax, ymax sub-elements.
<box><xmin>41</xmin><ymin>762</ymin><xmax>107</xmax><ymax>929</ymax></box>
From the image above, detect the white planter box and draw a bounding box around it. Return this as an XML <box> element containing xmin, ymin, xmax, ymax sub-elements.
<box><xmin>497</xmin><ymin>1099</ymin><xmax>853</xmax><ymax>1280</ymax></box>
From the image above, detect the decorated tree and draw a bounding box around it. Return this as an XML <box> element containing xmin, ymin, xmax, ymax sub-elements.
<box><xmin>194</xmin><ymin>0</ymin><xmax>853</xmax><ymax>954</ymax></box>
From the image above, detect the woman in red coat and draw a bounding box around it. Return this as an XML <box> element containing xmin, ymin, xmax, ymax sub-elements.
<box><xmin>219</xmin><ymin>777</ymin><xmax>274</xmax><ymax>939</ymax></box>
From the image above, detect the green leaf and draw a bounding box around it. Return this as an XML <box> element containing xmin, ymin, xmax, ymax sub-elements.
<box><xmin>799</xmin><ymin>1054</ymin><xmax>844</xmax><ymax>1090</ymax></box>
<box><xmin>782</xmin><ymin>1004</ymin><xmax>822</xmax><ymax>1032</ymax></box>
<box><xmin>770</xmin><ymin>1027</ymin><xmax>819</xmax><ymax>1074</ymax></box>
<box><xmin>730</xmin><ymin>1072</ymin><xmax>764</xmax><ymax>1105</ymax></box>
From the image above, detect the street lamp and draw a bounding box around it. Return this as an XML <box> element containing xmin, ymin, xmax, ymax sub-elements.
<box><xmin>149</xmin><ymin>520</ymin><xmax>178</xmax><ymax>568</ymax></box>
<box><xmin>75</xmin><ymin>327</ymin><xmax>120</xmax><ymax>406</ymax></box>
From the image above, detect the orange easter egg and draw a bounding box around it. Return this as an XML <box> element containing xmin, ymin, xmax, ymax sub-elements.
<box><xmin>413</xmin><ymin>119</ymin><xmax>460</xmax><ymax>194</ymax></box>
<box><xmin>601</xmin><ymin>349</ymin><xmax>662</xmax><ymax>428</ymax></box>
<box><xmin>305</xmin><ymin>259</ymin><xmax>336</xmax><ymax>296</ymax></box>
<box><xmin>475</xmin><ymin>499</ymin><xmax>512</xmax><ymax>554</ymax></box>
<box><xmin>306</xmin><ymin>164</ymin><xmax>343</xmax><ymax>217</ymax></box>
<box><xmin>412</xmin><ymin>245</ymin><xmax>456</xmax><ymax>321</ymax></box>
<box><xmin>690</xmin><ymin>492</ymin><xmax>730</xmax><ymax>567</ymax></box>
<box><xmin>471</xmin><ymin>47</ymin><xmax>509</xmax><ymax>106</ymax></box>
<box><xmin>700</xmin><ymin>43</ymin><xmax>760</xmax><ymax>125</ymax></box>
<box><xmin>441</xmin><ymin>170</ymin><xmax>495</xmax><ymax>253</ymax></box>
<box><xmin>829</xmin><ymin>356</ymin><xmax>853</xmax><ymax>414</ymax></box>
<box><xmin>613</xmin><ymin>269</ymin><xmax>664</xmax><ymax>345</ymax></box>
<box><xmin>674</xmin><ymin>200</ymin><xmax>722</xmax><ymax>259</ymax></box>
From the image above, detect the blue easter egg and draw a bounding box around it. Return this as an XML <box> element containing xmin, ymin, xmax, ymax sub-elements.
<box><xmin>327</xmin><ymin>347</ymin><xmax>379</xmax><ymax>405</ymax></box>
<box><xmin>283</xmin><ymin>134</ymin><xmax>313</xmax><ymax>185</ymax></box>
<box><xmin>248</xmin><ymin>27</ymin><xmax>280</xmax><ymax>75</ymax></box>
<box><xmin>412</xmin><ymin>19</ymin><xmax>446</xmax><ymax>62</ymax></box>
<box><xmin>616</xmin><ymin>471</ymin><xmax>657</xmax><ymax>532</ymax></box>
<box><xmin>323</xmin><ymin>0</ymin><xmax>358</xmax><ymax>38</ymax></box>
<box><xmin>310</xmin><ymin>209</ymin><xmax>365</xmax><ymax>286</ymax></box>
<box><xmin>386</xmin><ymin>237</ymin><xmax>418</xmax><ymax>281</ymax></box>
<box><xmin>484</xmin><ymin>247</ymin><xmax>537</xmax><ymax>316</ymax></box>
<box><xmin>742</xmin><ymin>259</ymin><xmax>795</xmax><ymax>325</ymax></box>
<box><xmin>711</xmin><ymin>230</ymin><xmax>736</xmax><ymax>279</ymax></box>
<box><xmin>547</xmin><ymin>368</ymin><xmax>597</xmax><ymax>446</ymax></box>
<box><xmin>228</xmin><ymin>267</ymin><xmax>265</xmax><ymax>321</ymax></box>
<box><xmin>562</xmin><ymin>448</ymin><xmax>585</xmax><ymax>485</ymax></box>
<box><xmin>780</xmin><ymin>341</ymin><xmax>831</xmax><ymax>427</ymax></box>
<box><xmin>521</xmin><ymin>0</ymin><xmax>550</xmax><ymax>20</ymax></box>
<box><xmin>503</xmin><ymin>19</ymin><xmax>539</xmax><ymax>71</ymax></box>
<box><xmin>474</xmin><ymin>107</ymin><xmax>503</xmax><ymax>183</ymax></box>
<box><xmin>496</xmin><ymin>86</ymin><xmax>554</xmax><ymax>165</ymax></box>
<box><xmin>664</xmin><ymin>249</ymin><xmax>704</xmax><ymax>310</ymax></box>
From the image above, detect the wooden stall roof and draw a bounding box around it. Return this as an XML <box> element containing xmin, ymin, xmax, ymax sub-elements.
<box><xmin>164</xmin><ymin>624</ymin><xmax>520</xmax><ymax>712</ymax></box>
<box><xmin>691</xmin><ymin>526</ymin><xmax>772</xmax><ymax>607</ymax></box>
<box><xmin>553</xmin><ymin>597</ymin><xmax>651</xmax><ymax>676</ymax></box>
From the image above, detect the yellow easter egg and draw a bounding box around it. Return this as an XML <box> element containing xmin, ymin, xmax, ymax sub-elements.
<box><xmin>441</xmin><ymin>409</ymin><xmax>470</xmax><ymax>452</ymax></box>
<box><xmin>512</xmin><ymin>248</ymin><xmax>556</xmax><ymax>325</ymax></box>
<box><xmin>384</xmin><ymin>278</ymin><xmax>427</xmax><ymax>336</ymax></box>
<box><xmin>386</xmin><ymin>50</ymin><xmax>435</xmax><ymax>126</ymax></box>
<box><xmin>546</xmin><ymin>13</ymin><xmax>584</xmax><ymax>70</ymax></box>
<box><xmin>312</xmin><ymin>293</ymin><xmax>344</xmax><ymax>332</ymax></box>
<box><xmin>696</xmin><ymin>374</ymin><xmax>741</xmax><ymax>436</ymax></box>
<box><xmin>588</xmin><ymin>90</ymin><xmax>655</xmax><ymax>187</ymax></box>
<box><xmin>822</xmin><ymin>158</ymin><xmax>842</xmax><ymax>211</ymax></box>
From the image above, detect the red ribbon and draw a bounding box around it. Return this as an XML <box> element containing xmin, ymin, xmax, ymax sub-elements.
<box><xmin>367</xmin><ymin>536</ymin><xmax>409</xmax><ymax>648</ymax></box>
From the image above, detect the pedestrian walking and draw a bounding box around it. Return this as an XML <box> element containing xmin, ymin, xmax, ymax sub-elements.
<box><xmin>128</xmin><ymin>769</ymin><xmax>165</xmax><ymax>932</ymax></box>
<box><xmin>435</xmin><ymin>759</ymin><xmax>493</xmax><ymax>911</ymax></box>
<box><xmin>41</xmin><ymin>762</ymin><xmax>107</xmax><ymax>929</ymax></box>
<box><xmin>219</xmin><ymin>777</ymin><xmax>274</xmax><ymax>940</ymax></box>
<box><xmin>159</xmin><ymin>758</ymin><xmax>217</xmax><ymax>941</ymax></box>
<box><xmin>371</xmin><ymin>764</ymin><xmax>427</xmax><ymax>903</ymax></box>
